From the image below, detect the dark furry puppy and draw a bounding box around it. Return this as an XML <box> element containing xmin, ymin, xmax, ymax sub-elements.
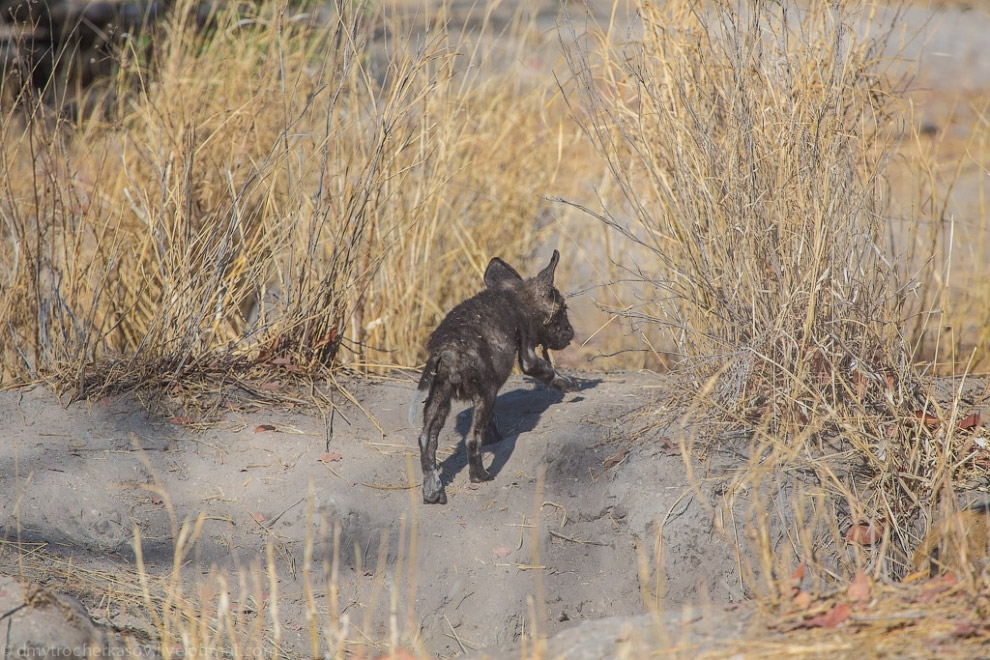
<box><xmin>412</xmin><ymin>250</ymin><xmax>576</xmax><ymax>504</ymax></box>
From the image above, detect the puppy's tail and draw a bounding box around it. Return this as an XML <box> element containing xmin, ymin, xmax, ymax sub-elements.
<box><xmin>408</xmin><ymin>353</ymin><xmax>441</xmax><ymax>427</ymax></box>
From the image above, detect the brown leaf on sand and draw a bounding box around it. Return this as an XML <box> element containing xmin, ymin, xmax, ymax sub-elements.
<box><xmin>914</xmin><ymin>410</ymin><xmax>940</xmax><ymax>429</ymax></box>
<box><xmin>854</xmin><ymin>372</ymin><xmax>867</xmax><ymax>399</ymax></box>
<box><xmin>847</xmin><ymin>570</ymin><xmax>871</xmax><ymax>605</ymax></box>
<box><xmin>792</xmin><ymin>590</ymin><xmax>813</xmax><ymax>610</ymax></box>
<box><xmin>824</xmin><ymin>602</ymin><xmax>851</xmax><ymax>628</ymax></box>
<box><xmin>320</xmin><ymin>452</ymin><xmax>342</xmax><ymax>463</ymax></box>
<box><xmin>952</xmin><ymin>622</ymin><xmax>978</xmax><ymax>638</ymax></box>
<box><xmin>602</xmin><ymin>449</ymin><xmax>629</xmax><ymax>469</ymax></box>
<box><xmin>846</xmin><ymin>521</ymin><xmax>883</xmax><ymax>546</ymax></box>
<box><xmin>492</xmin><ymin>546</ymin><xmax>512</xmax><ymax>558</ymax></box>
<box><xmin>803</xmin><ymin>602</ymin><xmax>850</xmax><ymax>629</ymax></box>
<box><xmin>170</xmin><ymin>416</ymin><xmax>194</xmax><ymax>426</ymax></box>
<box><xmin>957</xmin><ymin>412</ymin><xmax>981</xmax><ymax>430</ymax></box>
<box><xmin>917</xmin><ymin>575</ymin><xmax>957</xmax><ymax>604</ymax></box>
<box><xmin>658</xmin><ymin>437</ymin><xmax>681</xmax><ymax>456</ymax></box>
<box><xmin>374</xmin><ymin>650</ymin><xmax>418</xmax><ymax>660</ymax></box>
<box><xmin>255</xmin><ymin>424</ymin><xmax>277</xmax><ymax>433</ymax></box>
<box><xmin>789</xmin><ymin>562</ymin><xmax>806</xmax><ymax>596</ymax></box>
<box><xmin>252</xmin><ymin>512</ymin><xmax>265</xmax><ymax>523</ymax></box>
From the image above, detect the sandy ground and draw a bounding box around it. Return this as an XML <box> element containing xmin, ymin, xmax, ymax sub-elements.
<box><xmin>0</xmin><ymin>371</ymin><xmax>751</xmax><ymax>656</ymax></box>
<box><xmin>2</xmin><ymin>1</ymin><xmax>989</xmax><ymax>657</ymax></box>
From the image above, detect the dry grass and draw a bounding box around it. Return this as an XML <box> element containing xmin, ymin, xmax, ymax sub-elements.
<box><xmin>563</xmin><ymin>0</ymin><xmax>911</xmax><ymax>418</ymax></box>
<box><xmin>1</xmin><ymin>501</ymin><xmax>430</xmax><ymax>658</ymax></box>
<box><xmin>0</xmin><ymin>0</ymin><xmax>583</xmax><ymax>403</ymax></box>
<box><xmin>3</xmin><ymin>0</ymin><xmax>990</xmax><ymax>656</ymax></box>
<box><xmin>892</xmin><ymin>96</ymin><xmax>990</xmax><ymax>372</ymax></box>
<box><xmin>559</xmin><ymin>0</ymin><xmax>990</xmax><ymax>613</ymax></box>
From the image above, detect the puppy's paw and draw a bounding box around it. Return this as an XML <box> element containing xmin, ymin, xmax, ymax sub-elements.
<box><xmin>423</xmin><ymin>489</ymin><xmax>448</xmax><ymax>505</ymax></box>
<box><xmin>552</xmin><ymin>373</ymin><xmax>579</xmax><ymax>392</ymax></box>
<box><xmin>422</xmin><ymin>471</ymin><xmax>446</xmax><ymax>504</ymax></box>
<box><xmin>469</xmin><ymin>468</ymin><xmax>494</xmax><ymax>483</ymax></box>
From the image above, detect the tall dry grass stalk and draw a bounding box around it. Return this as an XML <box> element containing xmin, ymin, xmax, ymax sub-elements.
<box><xmin>559</xmin><ymin>0</ymin><xmax>990</xmax><ymax>590</ymax></box>
<box><xmin>891</xmin><ymin>98</ymin><xmax>990</xmax><ymax>373</ymax></box>
<box><xmin>563</xmin><ymin>0</ymin><xmax>910</xmax><ymax>421</ymax></box>
<box><xmin>0</xmin><ymin>0</ymin><xmax>577</xmax><ymax>397</ymax></box>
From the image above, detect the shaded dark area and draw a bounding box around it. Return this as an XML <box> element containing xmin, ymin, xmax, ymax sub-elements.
<box><xmin>0</xmin><ymin>0</ymin><xmax>266</xmax><ymax>116</ymax></box>
<box><xmin>0</xmin><ymin>0</ymin><xmax>166</xmax><ymax>111</ymax></box>
<box><xmin>441</xmin><ymin>376</ymin><xmax>601</xmax><ymax>483</ymax></box>
<box><xmin>0</xmin><ymin>0</ymin><xmax>567</xmax><ymax>117</ymax></box>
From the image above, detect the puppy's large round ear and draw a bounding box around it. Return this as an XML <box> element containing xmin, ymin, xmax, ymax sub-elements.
<box><xmin>484</xmin><ymin>257</ymin><xmax>523</xmax><ymax>289</ymax></box>
<box><xmin>536</xmin><ymin>250</ymin><xmax>560</xmax><ymax>286</ymax></box>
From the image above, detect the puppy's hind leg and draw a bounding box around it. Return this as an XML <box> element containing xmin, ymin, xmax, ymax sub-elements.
<box><xmin>467</xmin><ymin>393</ymin><xmax>496</xmax><ymax>483</ymax></box>
<box><xmin>419</xmin><ymin>383</ymin><xmax>452</xmax><ymax>504</ymax></box>
<box><xmin>483</xmin><ymin>417</ymin><xmax>503</xmax><ymax>445</ymax></box>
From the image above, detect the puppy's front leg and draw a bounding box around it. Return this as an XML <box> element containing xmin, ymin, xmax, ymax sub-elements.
<box><xmin>520</xmin><ymin>344</ymin><xmax>577</xmax><ymax>392</ymax></box>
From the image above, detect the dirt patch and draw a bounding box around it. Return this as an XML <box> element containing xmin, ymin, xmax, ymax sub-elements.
<box><xmin>0</xmin><ymin>372</ymin><xmax>754</xmax><ymax>655</ymax></box>
<box><xmin>1</xmin><ymin>2</ymin><xmax>989</xmax><ymax>653</ymax></box>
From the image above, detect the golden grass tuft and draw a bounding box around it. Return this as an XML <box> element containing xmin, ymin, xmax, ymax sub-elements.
<box><xmin>0</xmin><ymin>0</ymin><xmax>583</xmax><ymax>400</ymax></box>
<box><xmin>3</xmin><ymin>0</ymin><xmax>990</xmax><ymax>655</ymax></box>
<box><xmin>563</xmin><ymin>0</ymin><xmax>910</xmax><ymax>421</ymax></box>
<box><xmin>559</xmin><ymin>0</ymin><xmax>990</xmax><ymax>595</ymax></box>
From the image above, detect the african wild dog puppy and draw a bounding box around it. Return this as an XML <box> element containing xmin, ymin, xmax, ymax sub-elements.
<box><xmin>412</xmin><ymin>250</ymin><xmax>576</xmax><ymax>504</ymax></box>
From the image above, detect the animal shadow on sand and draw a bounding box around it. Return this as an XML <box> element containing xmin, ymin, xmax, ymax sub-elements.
<box><xmin>439</xmin><ymin>377</ymin><xmax>601</xmax><ymax>485</ymax></box>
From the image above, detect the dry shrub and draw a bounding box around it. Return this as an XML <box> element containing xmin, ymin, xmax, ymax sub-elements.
<box><xmin>891</xmin><ymin>97</ymin><xmax>990</xmax><ymax>372</ymax></box>
<box><xmin>0</xmin><ymin>0</ymin><xmax>572</xmax><ymax>398</ymax></box>
<box><xmin>564</xmin><ymin>0</ymin><xmax>909</xmax><ymax>421</ymax></box>
<box><xmin>3</xmin><ymin>498</ymin><xmax>426</xmax><ymax>657</ymax></box>
<box><xmin>559</xmin><ymin>0</ymin><xmax>984</xmax><ymax>588</ymax></box>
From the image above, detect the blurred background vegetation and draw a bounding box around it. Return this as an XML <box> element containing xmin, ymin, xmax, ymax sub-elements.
<box><xmin>1</xmin><ymin>0</ymin><xmax>987</xmax><ymax>390</ymax></box>
<box><xmin>3</xmin><ymin>0</ymin><xmax>990</xmax><ymax>655</ymax></box>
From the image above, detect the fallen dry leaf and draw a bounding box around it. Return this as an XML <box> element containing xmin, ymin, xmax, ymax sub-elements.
<box><xmin>658</xmin><ymin>437</ymin><xmax>681</xmax><ymax>456</ymax></box>
<box><xmin>252</xmin><ymin>512</ymin><xmax>265</xmax><ymax>523</ymax></box>
<box><xmin>320</xmin><ymin>452</ymin><xmax>342</xmax><ymax>463</ymax></box>
<box><xmin>914</xmin><ymin>410</ymin><xmax>940</xmax><ymax>429</ymax></box>
<box><xmin>800</xmin><ymin>612</ymin><xmax>828</xmax><ymax>628</ymax></box>
<box><xmin>602</xmin><ymin>449</ymin><xmax>629</xmax><ymax>469</ymax></box>
<box><xmin>847</xmin><ymin>570</ymin><xmax>871</xmax><ymax>605</ymax></box>
<box><xmin>789</xmin><ymin>562</ymin><xmax>806</xmax><ymax>596</ymax></box>
<box><xmin>958</xmin><ymin>412</ymin><xmax>981</xmax><ymax>430</ymax></box>
<box><xmin>255</xmin><ymin>424</ymin><xmax>277</xmax><ymax>433</ymax></box>
<box><xmin>917</xmin><ymin>575</ymin><xmax>957</xmax><ymax>604</ymax></box>
<box><xmin>792</xmin><ymin>590</ymin><xmax>813</xmax><ymax>609</ymax></box>
<box><xmin>804</xmin><ymin>602</ymin><xmax>850</xmax><ymax>629</ymax></box>
<box><xmin>952</xmin><ymin>622</ymin><xmax>978</xmax><ymax>638</ymax></box>
<box><xmin>824</xmin><ymin>602</ymin><xmax>851</xmax><ymax>628</ymax></box>
<box><xmin>492</xmin><ymin>546</ymin><xmax>512</xmax><ymax>558</ymax></box>
<box><xmin>169</xmin><ymin>416</ymin><xmax>194</xmax><ymax>426</ymax></box>
<box><xmin>373</xmin><ymin>650</ymin><xmax>418</xmax><ymax>660</ymax></box>
<box><xmin>854</xmin><ymin>373</ymin><xmax>867</xmax><ymax>399</ymax></box>
<box><xmin>845</xmin><ymin>521</ymin><xmax>883</xmax><ymax>546</ymax></box>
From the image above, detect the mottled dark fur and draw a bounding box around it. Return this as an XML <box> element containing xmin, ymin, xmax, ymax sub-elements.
<box><xmin>414</xmin><ymin>250</ymin><xmax>576</xmax><ymax>504</ymax></box>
